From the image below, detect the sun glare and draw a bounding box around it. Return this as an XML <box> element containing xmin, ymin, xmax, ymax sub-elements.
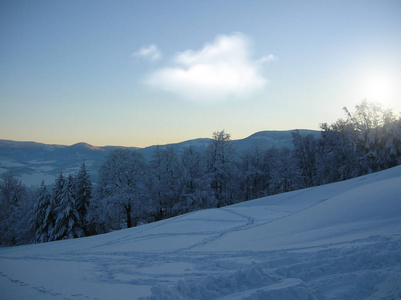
<box><xmin>359</xmin><ymin>71</ymin><xmax>398</xmax><ymax>107</ymax></box>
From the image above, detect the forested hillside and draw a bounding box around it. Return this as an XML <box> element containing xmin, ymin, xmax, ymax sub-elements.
<box><xmin>1</xmin><ymin>101</ymin><xmax>400</xmax><ymax>245</ymax></box>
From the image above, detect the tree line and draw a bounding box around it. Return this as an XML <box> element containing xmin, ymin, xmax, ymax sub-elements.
<box><xmin>1</xmin><ymin>100</ymin><xmax>400</xmax><ymax>245</ymax></box>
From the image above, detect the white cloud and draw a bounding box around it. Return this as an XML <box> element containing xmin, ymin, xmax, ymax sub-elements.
<box><xmin>257</xmin><ymin>54</ymin><xmax>278</xmax><ymax>64</ymax></box>
<box><xmin>132</xmin><ymin>44</ymin><xmax>162</xmax><ymax>62</ymax></box>
<box><xmin>146</xmin><ymin>33</ymin><xmax>275</xmax><ymax>102</ymax></box>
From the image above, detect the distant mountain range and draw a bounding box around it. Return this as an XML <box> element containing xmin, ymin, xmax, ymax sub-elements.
<box><xmin>0</xmin><ymin>130</ymin><xmax>320</xmax><ymax>186</ymax></box>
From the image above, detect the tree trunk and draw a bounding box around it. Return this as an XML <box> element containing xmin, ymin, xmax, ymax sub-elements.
<box><xmin>125</xmin><ymin>203</ymin><xmax>132</xmax><ymax>228</ymax></box>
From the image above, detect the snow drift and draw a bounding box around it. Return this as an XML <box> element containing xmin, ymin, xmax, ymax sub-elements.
<box><xmin>1</xmin><ymin>166</ymin><xmax>401</xmax><ymax>299</ymax></box>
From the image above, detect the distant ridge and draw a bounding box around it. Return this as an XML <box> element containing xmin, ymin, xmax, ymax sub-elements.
<box><xmin>0</xmin><ymin>129</ymin><xmax>320</xmax><ymax>185</ymax></box>
<box><xmin>68</xmin><ymin>142</ymin><xmax>106</xmax><ymax>152</ymax></box>
<box><xmin>232</xmin><ymin>129</ymin><xmax>321</xmax><ymax>152</ymax></box>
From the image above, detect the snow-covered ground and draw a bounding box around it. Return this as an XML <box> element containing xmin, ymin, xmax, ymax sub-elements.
<box><xmin>1</xmin><ymin>166</ymin><xmax>401</xmax><ymax>299</ymax></box>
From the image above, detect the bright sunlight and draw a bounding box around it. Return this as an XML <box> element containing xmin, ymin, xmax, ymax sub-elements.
<box><xmin>359</xmin><ymin>70</ymin><xmax>398</xmax><ymax>107</ymax></box>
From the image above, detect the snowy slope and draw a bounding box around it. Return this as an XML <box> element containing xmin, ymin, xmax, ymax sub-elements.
<box><xmin>1</xmin><ymin>166</ymin><xmax>401</xmax><ymax>299</ymax></box>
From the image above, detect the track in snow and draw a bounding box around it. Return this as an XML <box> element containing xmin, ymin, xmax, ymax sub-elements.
<box><xmin>1</xmin><ymin>166</ymin><xmax>401</xmax><ymax>299</ymax></box>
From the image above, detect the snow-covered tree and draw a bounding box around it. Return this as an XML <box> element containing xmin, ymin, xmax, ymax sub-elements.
<box><xmin>0</xmin><ymin>173</ymin><xmax>25</xmax><ymax>207</ymax></box>
<box><xmin>97</xmin><ymin>149</ymin><xmax>152</xmax><ymax>229</ymax></box>
<box><xmin>180</xmin><ymin>146</ymin><xmax>201</xmax><ymax>195</ymax></box>
<box><xmin>267</xmin><ymin>147</ymin><xmax>302</xmax><ymax>195</ymax></box>
<box><xmin>343</xmin><ymin>100</ymin><xmax>400</xmax><ymax>173</ymax></box>
<box><xmin>318</xmin><ymin>100</ymin><xmax>401</xmax><ymax>181</ymax></box>
<box><xmin>52</xmin><ymin>175</ymin><xmax>84</xmax><ymax>240</ymax></box>
<box><xmin>74</xmin><ymin>161</ymin><xmax>92</xmax><ymax>234</ymax></box>
<box><xmin>52</xmin><ymin>172</ymin><xmax>65</xmax><ymax>209</ymax></box>
<box><xmin>150</xmin><ymin>145</ymin><xmax>164</xmax><ymax>219</ymax></box>
<box><xmin>45</xmin><ymin>172</ymin><xmax>66</xmax><ymax>241</ymax></box>
<box><xmin>318</xmin><ymin>120</ymin><xmax>361</xmax><ymax>183</ymax></box>
<box><xmin>0</xmin><ymin>173</ymin><xmax>28</xmax><ymax>245</ymax></box>
<box><xmin>292</xmin><ymin>131</ymin><xmax>318</xmax><ymax>188</ymax></box>
<box><xmin>150</xmin><ymin>146</ymin><xmax>181</xmax><ymax>219</ymax></box>
<box><xmin>239</xmin><ymin>143</ymin><xmax>270</xmax><ymax>201</ymax></box>
<box><xmin>176</xmin><ymin>146</ymin><xmax>212</xmax><ymax>213</ymax></box>
<box><xmin>205</xmin><ymin>130</ymin><xmax>238</xmax><ymax>207</ymax></box>
<box><xmin>86</xmin><ymin>192</ymin><xmax>114</xmax><ymax>235</ymax></box>
<box><xmin>30</xmin><ymin>181</ymin><xmax>53</xmax><ymax>243</ymax></box>
<box><xmin>381</xmin><ymin>115</ymin><xmax>401</xmax><ymax>167</ymax></box>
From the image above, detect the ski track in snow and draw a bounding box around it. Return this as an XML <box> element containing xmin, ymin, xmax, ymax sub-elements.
<box><xmin>0</xmin><ymin>271</ymin><xmax>96</xmax><ymax>300</ymax></box>
<box><xmin>1</xmin><ymin>166</ymin><xmax>401</xmax><ymax>299</ymax></box>
<box><xmin>174</xmin><ymin>208</ymin><xmax>256</xmax><ymax>252</ymax></box>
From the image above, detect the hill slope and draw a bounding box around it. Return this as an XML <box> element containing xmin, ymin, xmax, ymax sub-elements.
<box><xmin>1</xmin><ymin>166</ymin><xmax>400</xmax><ymax>299</ymax></box>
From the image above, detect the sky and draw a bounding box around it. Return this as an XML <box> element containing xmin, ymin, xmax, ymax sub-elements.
<box><xmin>1</xmin><ymin>0</ymin><xmax>401</xmax><ymax>147</ymax></box>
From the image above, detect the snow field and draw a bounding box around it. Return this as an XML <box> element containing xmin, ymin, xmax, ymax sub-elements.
<box><xmin>143</xmin><ymin>265</ymin><xmax>316</xmax><ymax>300</ymax></box>
<box><xmin>1</xmin><ymin>166</ymin><xmax>401</xmax><ymax>299</ymax></box>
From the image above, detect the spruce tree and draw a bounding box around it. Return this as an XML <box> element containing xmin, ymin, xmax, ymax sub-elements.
<box><xmin>52</xmin><ymin>175</ymin><xmax>84</xmax><ymax>240</ymax></box>
<box><xmin>52</xmin><ymin>172</ymin><xmax>65</xmax><ymax>209</ymax></box>
<box><xmin>48</xmin><ymin>172</ymin><xmax>65</xmax><ymax>241</ymax></box>
<box><xmin>0</xmin><ymin>173</ymin><xmax>27</xmax><ymax>245</ymax></box>
<box><xmin>74</xmin><ymin>161</ymin><xmax>92</xmax><ymax>234</ymax></box>
<box><xmin>30</xmin><ymin>181</ymin><xmax>52</xmax><ymax>243</ymax></box>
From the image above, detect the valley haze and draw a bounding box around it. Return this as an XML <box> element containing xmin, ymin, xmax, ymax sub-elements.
<box><xmin>0</xmin><ymin>130</ymin><xmax>319</xmax><ymax>186</ymax></box>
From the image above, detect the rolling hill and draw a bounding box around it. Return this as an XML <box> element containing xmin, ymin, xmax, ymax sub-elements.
<box><xmin>0</xmin><ymin>130</ymin><xmax>319</xmax><ymax>186</ymax></box>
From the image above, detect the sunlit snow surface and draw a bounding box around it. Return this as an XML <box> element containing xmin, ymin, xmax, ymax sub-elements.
<box><xmin>1</xmin><ymin>166</ymin><xmax>401</xmax><ymax>299</ymax></box>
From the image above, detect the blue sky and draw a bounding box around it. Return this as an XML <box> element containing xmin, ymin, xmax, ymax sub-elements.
<box><xmin>1</xmin><ymin>1</ymin><xmax>401</xmax><ymax>147</ymax></box>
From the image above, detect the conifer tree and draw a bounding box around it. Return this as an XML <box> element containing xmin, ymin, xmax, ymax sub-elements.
<box><xmin>74</xmin><ymin>161</ymin><xmax>92</xmax><ymax>233</ymax></box>
<box><xmin>0</xmin><ymin>173</ymin><xmax>27</xmax><ymax>245</ymax></box>
<box><xmin>52</xmin><ymin>172</ymin><xmax>65</xmax><ymax>208</ymax></box>
<box><xmin>30</xmin><ymin>181</ymin><xmax>52</xmax><ymax>243</ymax></box>
<box><xmin>52</xmin><ymin>175</ymin><xmax>84</xmax><ymax>240</ymax></box>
